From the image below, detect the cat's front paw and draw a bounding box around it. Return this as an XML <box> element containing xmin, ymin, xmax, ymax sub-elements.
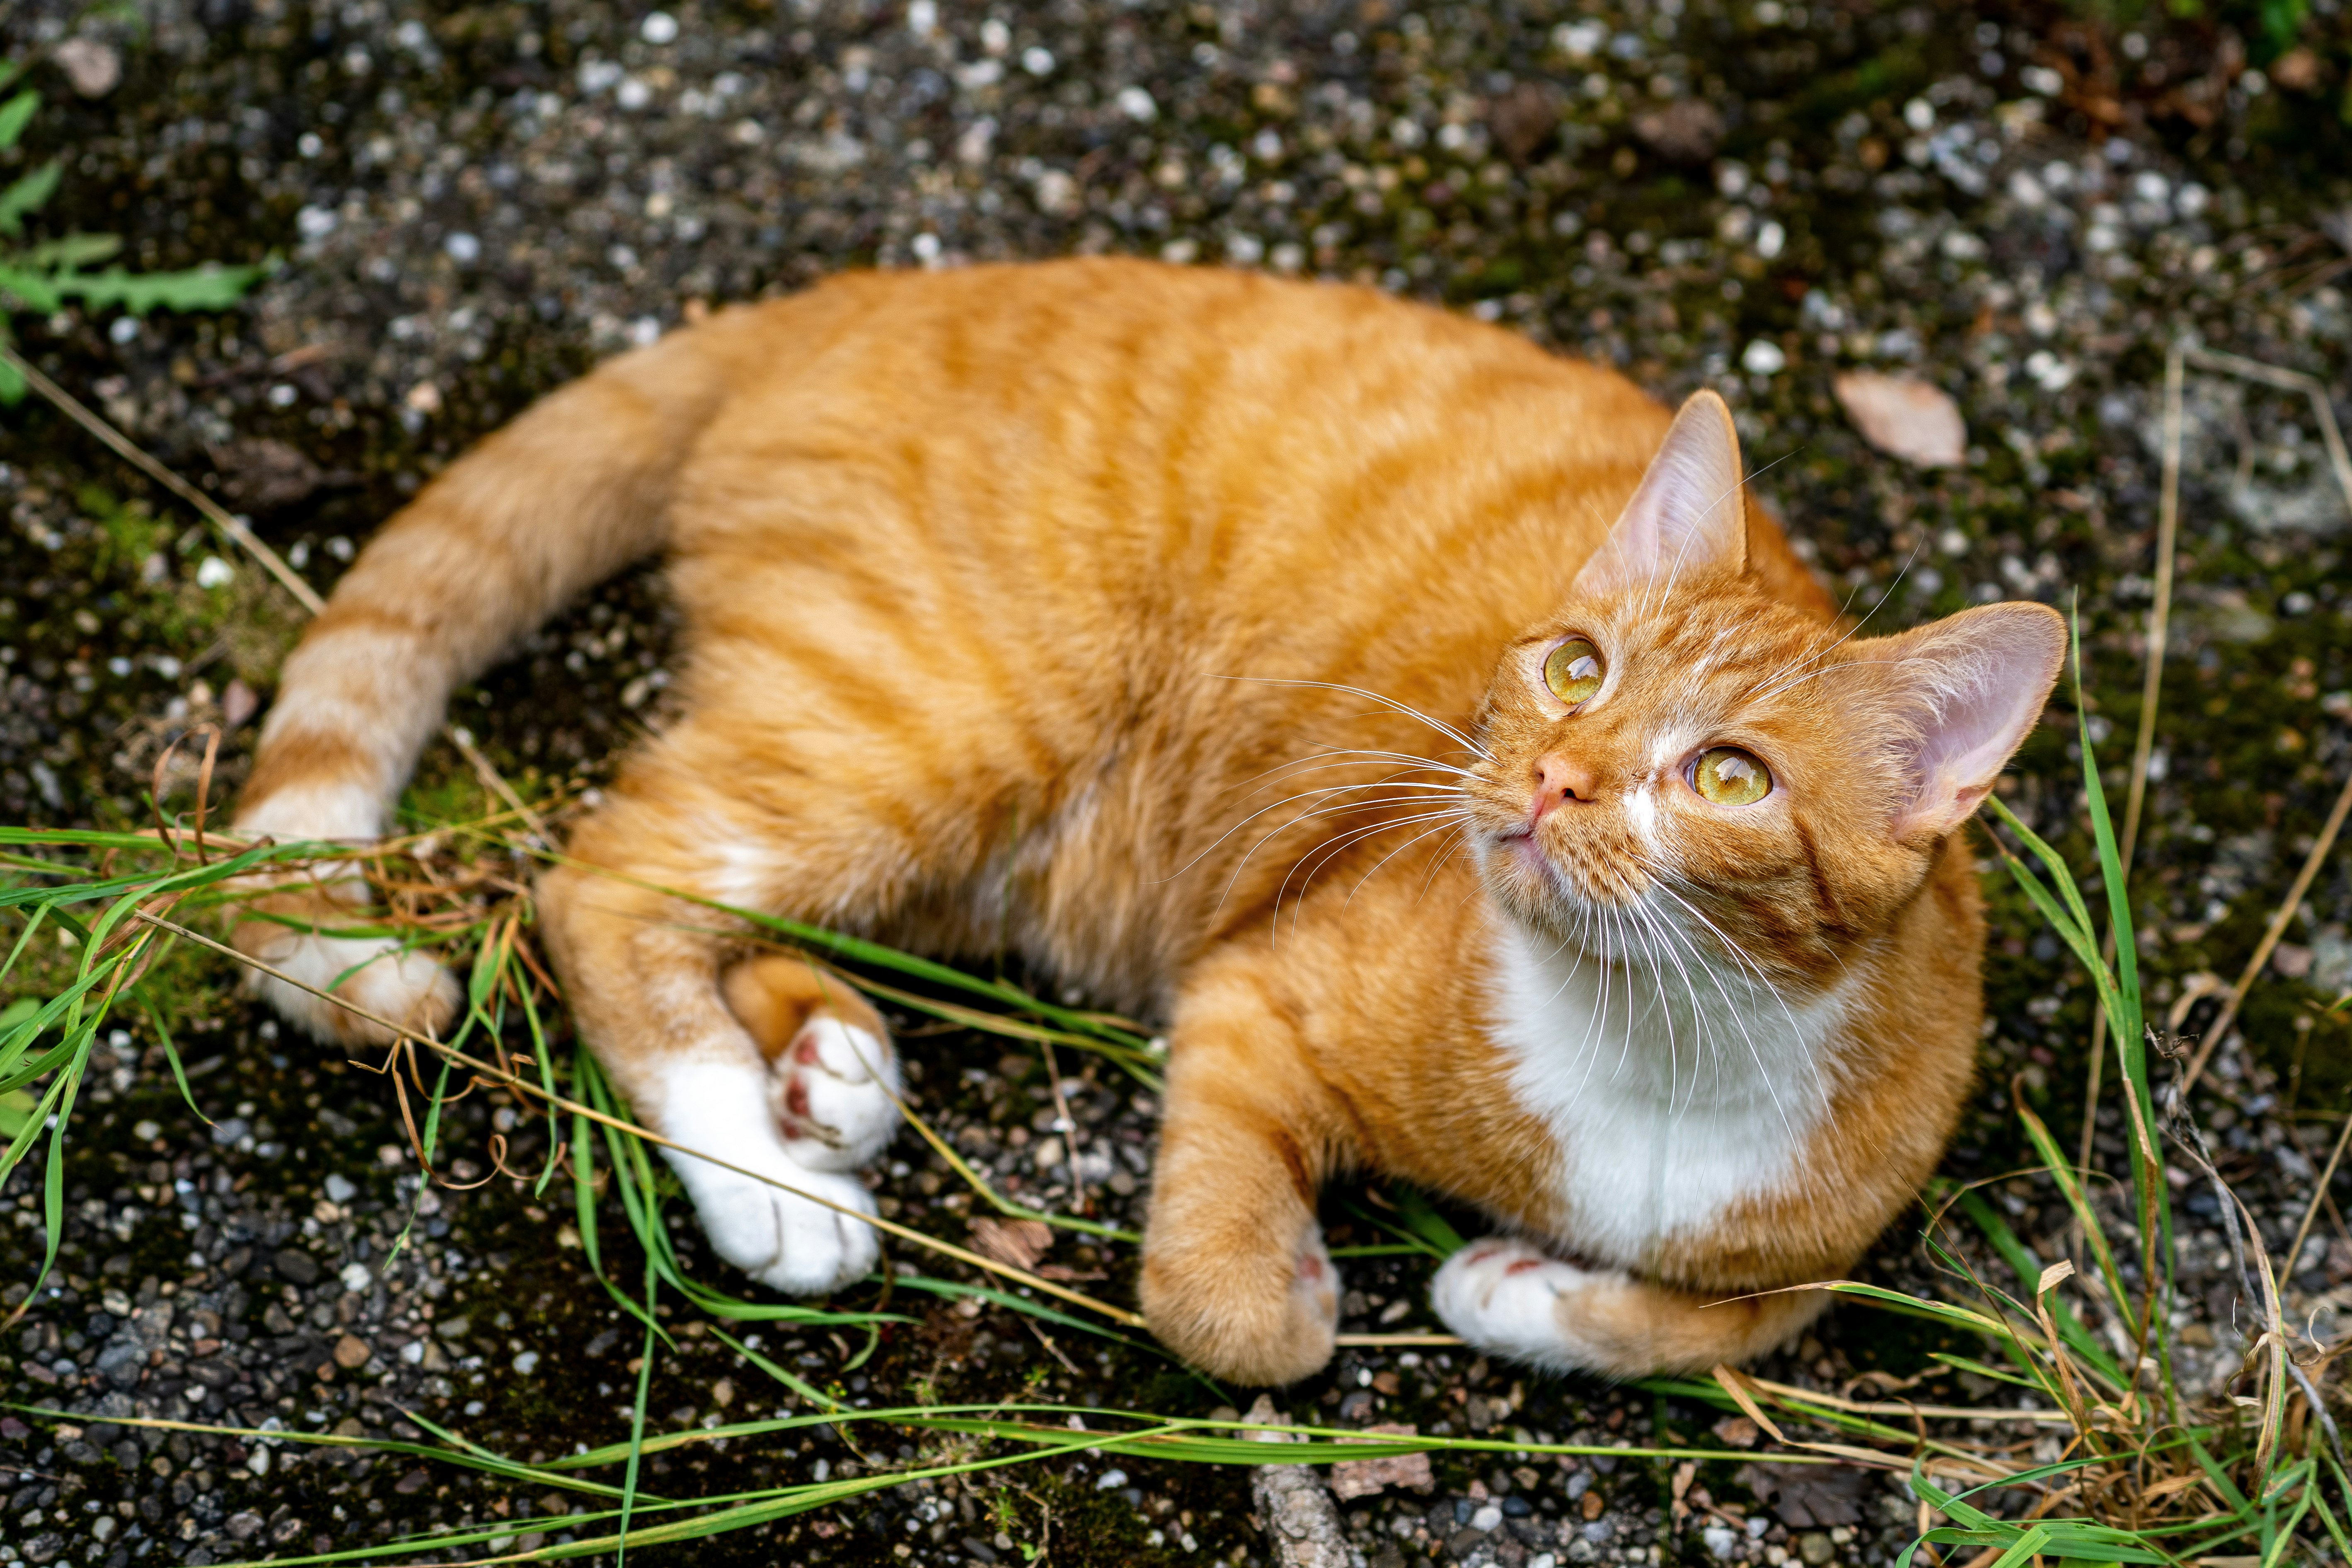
<box><xmin>770</xmin><ymin>1014</ymin><xmax>901</xmax><ymax>1173</ymax></box>
<box><xmin>690</xmin><ymin>1159</ymin><xmax>879</xmax><ymax>1294</ymax></box>
<box><xmin>1141</xmin><ymin>1221</ymin><xmax>1339</xmax><ymax>1387</ymax></box>
<box><xmin>661</xmin><ymin>1061</ymin><xmax>879</xmax><ymax>1294</ymax></box>
<box><xmin>1431</xmin><ymin>1237</ymin><xmax>1601</xmax><ymax>1370</ymax></box>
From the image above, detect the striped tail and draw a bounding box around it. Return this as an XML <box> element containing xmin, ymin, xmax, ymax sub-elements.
<box><xmin>232</xmin><ymin>316</ymin><xmax>749</xmax><ymax>1042</ymax></box>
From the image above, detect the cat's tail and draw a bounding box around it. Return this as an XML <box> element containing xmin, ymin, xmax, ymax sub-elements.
<box><xmin>231</xmin><ymin>315</ymin><xmax>751</xmax><ymax>1043</ymax></box>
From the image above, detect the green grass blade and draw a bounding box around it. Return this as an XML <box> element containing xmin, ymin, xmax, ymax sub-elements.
<box><xmin>617</xmin><ymin>1253</ymin><xmax>658</xmax><ymax>1568</ymax></box>
<box><xmin>134</xmin><ymin>983</ymin><xmax>212</xmax><ymax>1125</ymax></box>
<box><xmin>1952</xmin><ymin>1188</ymin><xmax>2126</xmax><ymax>1388</ymax></box>
<box><xmin>703</xmin><ymin>1323</ymin><xmax>844</xmax><ymax>1412</ymax></box>
<box><xmin>2068</xmin><ymin>604</ymin><xmax>2145</xmax><ymax>1065</ymax></box>
<box><xmin>2014</xmin><ymin>1100</ymin><xmax>2134</xmax><ymax>1340</ymax></box>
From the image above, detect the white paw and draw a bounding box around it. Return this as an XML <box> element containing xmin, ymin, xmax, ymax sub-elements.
<box><xmin>771</xmin><ymin>1016</ymin><xmax>902</xmax><ymax>1173</ymax></box>
<box><xmin>684</xmin><ymin>1159</ymin><xmax>879</xmax><ymax>1294</ymax></box>
<box><xmin>1431</xmin><ymin>1237</ymin><xmax>1592</xmax><ymax>1365</ymax></box>
<box><xmin>242</xmin><ymin>925</ymin><xmax>461</xmax><ymax>1048</ymax></box>
<box><xmin>662</xmin><ymin>1060</ymin><xmax>878</xmax><ymax>1294</ymax></box>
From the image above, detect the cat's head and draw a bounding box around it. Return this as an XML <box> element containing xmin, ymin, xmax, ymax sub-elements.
<box><xmin>1465</xmin><ymin>390</ymin><xmax>2065</xmax><ymax>990</ymax></box>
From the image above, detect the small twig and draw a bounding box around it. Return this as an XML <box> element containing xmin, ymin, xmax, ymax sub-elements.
<box><xmin>2</xmin><ymin>345</ymin><xmax>326</xmax><ymax>615</ymax></box>
<box><xmin>2176</xmin><ymin>764</ymin><xmax>2352</xmax><ymax>1103</ymax></box>
<box><xmin>1019</xmin><ymin>1314</ymin><xmax>1082</xmax><ymax>1375</ymax></box>
<box><xmin>1333</xmin><ymin>1331</ymin><xmax>1461</xmax><ymax>1348</ymax></box>
<box><xmin>447</xmin><ymin>725</ymin><xmax>550</xmax><ymax>847</ymax></box>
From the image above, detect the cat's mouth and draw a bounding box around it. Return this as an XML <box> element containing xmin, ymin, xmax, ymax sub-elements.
<box><xmin>1492</xmin><ymin>825</ymin><xmax>1580</xmax><ymax>905</ymax></box>
<box><xmin>1487</xmin><ymin>822</ymin><xmax>1641</xmax><ymax>915</ymax></box>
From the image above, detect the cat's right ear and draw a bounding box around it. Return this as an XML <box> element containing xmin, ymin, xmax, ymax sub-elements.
<box><xmin>1572</xmin><ymin>390</ymin><xmax>1750</xmax><ymax>598</ymax></box>
<box><xmin>1874</xmin><ymin>602</ymin><xmax>2068</xmax><ymax>841</ymax></box>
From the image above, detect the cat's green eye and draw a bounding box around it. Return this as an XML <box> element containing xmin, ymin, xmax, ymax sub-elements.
<box><xmin>1542</xmin><ymin>638</ymin><xmax>1605</xmax><ymax>705</ymax></box>
<box><xmin>1694</xmin><ymin>747</ymin><xmax>1772</xmax><ymax>807</ymax></box>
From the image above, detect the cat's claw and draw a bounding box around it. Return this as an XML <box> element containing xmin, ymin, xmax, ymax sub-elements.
<box><xmin>1431</xmin><ymin>1237</ymin><xmax>1594</xmax><ymax>1364</ymax></box>
<box><xmin>771</xmin><ymin>1016</ymin><xmax>901</xmax><ymax>1173</ymax></box>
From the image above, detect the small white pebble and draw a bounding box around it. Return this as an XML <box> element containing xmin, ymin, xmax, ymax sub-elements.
<box><xmin>1116</xmin><ymin>85</ymin><xmax>1157</xmax><ymax>121</ymax></box>
<box><xmin>339</xmin><ymin>1263</ymin><xmax>372</xmax><ymax>1292</ymax></box>
<box><xmin>639</xmin><ymin>11</ymin><xmax>678</xmax><ymax>44</ymax></box>
<box><xmin>512</xmin><ymin>1349</ymin><xmax>540</xmax><ymax>1375</ymax></box>
<box><xmin>194</xmin><ymin>557</ymin><xmax>235</xmax><ymax>589</ymax></box>
<box><xmin>1741</xmin><ymin>339</ymin><xmax>1787</xmax><ymax>375</ymax></box>
<box><xmin>1096</xmin><ymin>1468</ymin><xmax>1128</xmax><ymax>1490</ymax></box>
<box><xmin>1472</xmin><ymin>1504</ymin><xmax>1503</xmax><ymax>1532</ymax></box>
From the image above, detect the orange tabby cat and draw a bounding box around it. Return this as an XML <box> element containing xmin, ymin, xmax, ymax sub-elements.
<box><xmin>232</xmin><ymin>259</ymin><xmax>2063</xmax><ymax>1385</ymax></box>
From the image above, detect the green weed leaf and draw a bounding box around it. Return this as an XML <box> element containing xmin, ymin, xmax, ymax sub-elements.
<box><xmin>0</xmin><ymin>160</ymin><xmax>60</xmax><ymax>234</ymax></box>
<box><xmin>0</xmin><ymin>89</ymin><xmax>38</xmax><ymax>150</ymax></box>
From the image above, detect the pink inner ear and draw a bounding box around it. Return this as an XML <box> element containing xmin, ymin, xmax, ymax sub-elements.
<box><xmin>1885</xmin><ymin>604</ymin><xmax>2068</xmax><ymax>839</ymax></box>
<box><xmin>1573</xmin><ymin>390</ymin><xmax>1749</xmax><ymax>598</ymax></box>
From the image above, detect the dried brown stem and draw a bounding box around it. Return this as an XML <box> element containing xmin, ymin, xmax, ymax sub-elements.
<box><xmin>2176</xmin><ymin>765</ymin><xmax>2352</xmax><ymax>1103</ymax></box>
<box><xmin>0</xmin><ymin>346</ymin><xmax>327</xmax><ymax>615</ymax></box>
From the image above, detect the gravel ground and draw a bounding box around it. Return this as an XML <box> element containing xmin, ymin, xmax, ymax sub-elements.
<box><xmin>3</xmin><ymin>1</ymin><xmax>2352</xmax><ymax>1566</ymax></box>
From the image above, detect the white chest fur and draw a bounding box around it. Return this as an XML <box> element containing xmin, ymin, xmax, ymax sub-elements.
<box><xmin>1484</xmin><ymin>920</ymin><xmax>1850</xmax><ymax>1267</ymax></box>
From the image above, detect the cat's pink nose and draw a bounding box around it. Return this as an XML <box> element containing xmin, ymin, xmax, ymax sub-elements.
<box><xmin>1531</xmin><ymin>753</ymin><xmax>1599</xmax><ymax>820</ymax></box>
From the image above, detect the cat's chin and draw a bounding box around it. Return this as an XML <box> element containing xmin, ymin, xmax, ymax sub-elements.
<box><xmin>1478</xmin><ymin>830</ymin><xmax>1596</xmax><ymax>932</ymax></box>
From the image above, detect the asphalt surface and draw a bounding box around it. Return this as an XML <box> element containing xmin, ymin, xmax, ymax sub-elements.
<box><xmin>2</xmin><ymin>2</ymin><xmax>2351</xmax><ymax>1566</ymax></box>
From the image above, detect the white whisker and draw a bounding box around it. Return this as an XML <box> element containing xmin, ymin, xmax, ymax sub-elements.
<box><xmin>1218</xmin><ymin>675</ymin><xmax>1493</xmax><ymax>761</ymax></box>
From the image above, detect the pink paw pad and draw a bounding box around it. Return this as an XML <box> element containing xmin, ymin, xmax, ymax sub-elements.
<box><xmin>777</xmin><ymin>1028</ymin><xmax>834</xmax><ymax>1130</ymax></box>
<box><xmin>765</xmin><ymin>1016</ymin><xmax>902</xmax><ymax>1172</ymax></box>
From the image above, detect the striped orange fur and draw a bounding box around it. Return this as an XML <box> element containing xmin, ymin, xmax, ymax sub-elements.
<box><xmin>234</xmin><ymin>259</ymin><xmax>2062</xmax><ymax>1384</ymax></box>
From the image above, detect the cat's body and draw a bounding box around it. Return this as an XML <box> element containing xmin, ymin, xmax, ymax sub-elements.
<box><xmin>235</xmin><ymin>259</ymin><xmax>2060</xmax><ymax>1384</ymax></box>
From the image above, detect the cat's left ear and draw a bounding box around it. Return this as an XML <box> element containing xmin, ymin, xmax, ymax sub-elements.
<box><xmin>1874</xmin><ymin>602</ymin><xmax>2068</xmax><ymax>840</ymax></box>
<box><xmin>1573</xmin><ymin>390</ymin><xmax>1749</xmax><ymax>598</ymax></box>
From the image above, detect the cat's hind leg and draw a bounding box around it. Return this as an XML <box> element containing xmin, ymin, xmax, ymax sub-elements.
<box><xmin>1430</xmin><ymin>1237</ymin><xmax>1825</xmax><ymax>1377</ymax></box>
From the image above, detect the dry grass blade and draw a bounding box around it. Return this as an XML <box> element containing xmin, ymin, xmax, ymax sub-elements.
<box><xmin>2181</xmin><ymin>346</ymin><xmax>2352</xmax><ymax>523</ymax></box>
<box><xmin>2286</xmin><ymin>1113</ymin><xmax>2352</xmax><ymax>1285</ymax></box>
